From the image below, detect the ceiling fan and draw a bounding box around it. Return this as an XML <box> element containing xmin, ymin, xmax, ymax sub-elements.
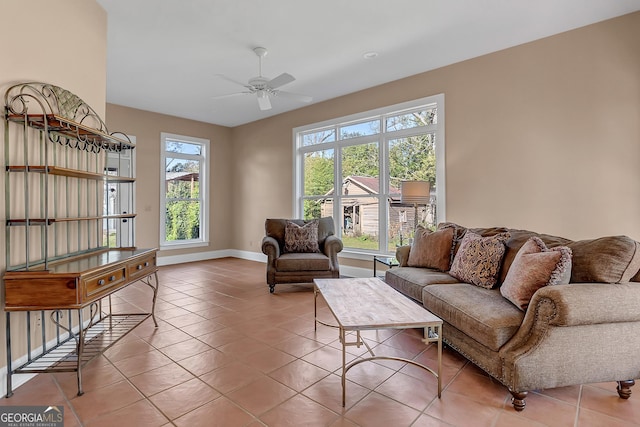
<box><xmin>213</xmin><ymin>47</ymin><xmax>312</xmax><ymax>111</ymax></box>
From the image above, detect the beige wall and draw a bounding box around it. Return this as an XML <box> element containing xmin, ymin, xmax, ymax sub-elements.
<box><xmin>0</xmin><ymin>0</ymin><xmax>107</xmax><ymax>388</ymax></box>
<box><xmin>231</xmin><ymin>11</ymin><xmax>640</xmax><ymax>267</ymax></box>
<box><xmin>105</xmin><ymin>104</ymin><xmax>234</xmax><ymax>256</ymax></box>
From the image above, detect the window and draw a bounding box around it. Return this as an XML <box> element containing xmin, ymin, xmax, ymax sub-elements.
<box><xmin>294</xmin><ymin>94</ymin><xmax>445</xmax><ymax>254</ymax></box>
<box><xmin>160</xmin><ymin>133</ymin><xmax>209</xmax><ymax>248</ymax></box>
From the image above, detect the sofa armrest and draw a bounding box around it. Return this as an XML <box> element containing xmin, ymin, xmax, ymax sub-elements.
<box><xmin>499</xmin><ymin>282</ymin><xmax>640</xmax><ymax>392</ymax></box>
<box><xmin>323</xmin><ymin>235</ymin><xmax>343</xmax><ymax>271</ymax></box>
<box><xmin>501</xmin><ymin>282</ymin><xmax>640</xmax><ymax>353</ymax></box>
<box><xmin>261</xmin><ymin>236</ymin><xmax>280</xmax><ymax>264</ymax></box>
<box><xmin>538</xmin><ymin>283</ymin><xmax>640</xmax><ymax>326</ymax></box>
<box><xmin>395</xmin><ymin>245</ymin><xmax>411</xmax><ymax>266</ymax></box>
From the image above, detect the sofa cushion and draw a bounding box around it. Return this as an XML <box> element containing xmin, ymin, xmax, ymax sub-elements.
<box><xmin>500</xmin><ymin>237</ymin><xmax>573</xmax><ymax>310</ymax></box>
<box><xmin>284</xmin><ymin>220</ymin><xmax>320</xmax><ymax>253</ymax></box>
<box><xmin>275</xmin><ymin>253</ymin><xmax>330</xmax><ymax>271</ymax></box>
<box><xmin>385</xmin><ymin>267</ymin><xmax>461</xmax><ymax>302</ymax></box>
<box><xmin>449</xmin><ymin>231</ymin><xmax>510</xmax><ymax>289</ymax></box>
<box><xmin>568</xmin><ymin>236</ymin><xmax>640</xmax><ymax>283</ymax></box>
<box><xmin>423</xmin><ymin>284</ymin><xmax>525</xmax><ymax>351</ymax></box>
<box><xmin>407</xmin><ymin>226</ymin><xmax>454</xmax><ymax>271</ymax></box>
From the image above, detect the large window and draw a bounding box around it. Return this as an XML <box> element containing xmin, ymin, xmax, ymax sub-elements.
<box><xmin>160</xmin><ymin>133</ymin><xmax>209</xmax><ymax>248</ymax></box>
<box><xmin>294</xmin><ymin>95</ymin><xmax>445</xmax><ymax>254</ymax></box>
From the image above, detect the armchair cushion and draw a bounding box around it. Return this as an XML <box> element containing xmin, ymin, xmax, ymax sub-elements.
<box><xmin>275</xmin><ymin>253</ymin><xmax>331</xmax><ymax>272</ymax></box>
<box><xmin>284</xmin><ymin>220</ymin><xmax>320</xmax><ymax>253</ymax></box>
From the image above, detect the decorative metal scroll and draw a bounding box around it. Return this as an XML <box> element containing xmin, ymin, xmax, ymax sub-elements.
<box><xmin>4</xmin><ymin>82</ymin><xmax>133</xmax><ymax>152</ymax></box>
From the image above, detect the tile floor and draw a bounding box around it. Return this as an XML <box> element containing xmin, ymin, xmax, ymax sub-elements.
<box><xmin>2</xmin><ymin>258</ymin><xmax>639</xmax><ymax>426</ymax></box>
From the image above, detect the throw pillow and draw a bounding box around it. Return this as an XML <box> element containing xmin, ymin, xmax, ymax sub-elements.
<box><xmin>449</xmin><ymin>231</ymin><xmax>510</xmax><ymax>289</ymax></box>
<box><xmin>407</xmin><ymin>226</ymin><xmax>454</xmax><ymax>271</ymax></box>
<box><xmin>501</xmin><ymin>236</ymin><xmax>572</xmax><ymax>310</ymax></box>
<box><xmin>284</xmin><ymin>220</ymin><xmax>320</xmax><ymax>253</ymax></box>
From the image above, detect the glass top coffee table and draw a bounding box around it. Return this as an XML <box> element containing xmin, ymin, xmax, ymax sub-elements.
<box><xmin>314</xmin><ymin>277</ymin><xmax>442</xmax><ymax>406</ymax></box>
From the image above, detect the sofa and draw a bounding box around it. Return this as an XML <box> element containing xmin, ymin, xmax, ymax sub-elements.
<box><xmin>385</xmin><ymin>222</ymin><xmax>640</xmax><ymax>411</ymax></box>
<box><xmin>262</xmin><ymin>217</ymin><xmax>343</xmax><ymax>293</ymax></box>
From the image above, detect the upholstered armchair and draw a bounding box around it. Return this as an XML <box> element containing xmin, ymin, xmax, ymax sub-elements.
<box><xmin>261</xmin><ymin>217</ymin><xmax>343</xmax><ymax>293</ymax></box>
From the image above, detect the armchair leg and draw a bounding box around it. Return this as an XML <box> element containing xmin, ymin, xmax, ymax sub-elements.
<box><xmin>509</xmin><ymin>390</ymin><xmax>528</xmax><ymax>411</ymax></box>
<box><xmin>269</xmin><ymin>284</ymin><xmax>275</xmax><ymax>294</ymax></box>
<box><xmin>617</xmin><ymin>380</ymin><xmax>635</xmax><ymax>399</ymax></box>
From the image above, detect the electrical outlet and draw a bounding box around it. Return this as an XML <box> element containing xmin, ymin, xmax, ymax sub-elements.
<box><xmin>35</xmin><ymin>313</ymin><xmax>42</xmax><ymax>328</ymax></box>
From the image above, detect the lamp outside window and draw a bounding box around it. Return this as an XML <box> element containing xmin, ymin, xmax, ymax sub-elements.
<box><xmin>400</xmin><ymin>180</ymin><xmax>430</xmax><ymax>230</ymax></box>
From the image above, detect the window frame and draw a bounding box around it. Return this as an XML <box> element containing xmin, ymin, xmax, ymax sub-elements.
<box><xmin>293</xmin><ymin>94</ymin><xmax>445</xmax><ymax>257</ymax></box>
<box><xmin>160</xmin><ymin>132</ymin><xmax>210</xmax><ymax>249</ymax></box>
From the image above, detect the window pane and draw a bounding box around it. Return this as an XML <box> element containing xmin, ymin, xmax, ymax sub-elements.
<box><xmin>386</xmin><ymin>107</ymin><xmax>437</xmax><ymax>132</ymax></box>
<box><xmin>388</xmin><ymin>134</ymin><xmax>435</xmax><ymax>194</ymax></box>
<box><xmin>341</xmin><ymin>195</ymin><xmax>379</xmax><ymax>251</ymax></box>
<box><xmin>165</xmin><ymin>200</ymin><xmax>200</xmax><ymax>241</ymax></box>
<box><xmin>341</xmin><ymin>142</ymin><xmax>379</xmax><ymax>195</ymax></box>
<box><xmin>165</xmin><ymin>140</ymin><xmax>202</xmax><ymax>155</ymax></box>
<box><xmin>302</xmin><ymin>128</ymin><xmax>336</xmax><ymax>146</ymax></box>
<box><xmin>304</xmin><ymin>149</ymin><xmax>334</xmax><ymax>196</ymax></box>
<box><xmin>340</xmin><ymin>119</ymin><xmax>380</xmax><ymax>139</ymax></box>
<box><xmin>388</xmin><ymin>204</ymin><xmax>411</xmax><ymax>251</ymax></box>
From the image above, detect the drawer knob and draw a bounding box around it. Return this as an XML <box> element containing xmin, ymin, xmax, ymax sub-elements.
<box><xmin>97</xmin><ymin>279</ymin><xmax>105</xmax><ymax>286</ymax></box>
<box><xmin>144</xmin><ymin>261</ymin><xmax>150</xmax><ymax>267</ymax></box>
<box><xmin>137</xmin><ymin>265</ymin><xmax>143</xmax><ymax>270</ymax></box>
<box><xmin>109</xmin><ymin>275</ymin><xmax>116</xmax><ymax>281</ymax></box>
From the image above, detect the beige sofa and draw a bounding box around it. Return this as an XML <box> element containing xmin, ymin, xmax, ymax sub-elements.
<box><xmin>385</xmin><ymin>223</ymin><xmax>640</xmax><ymax>411</ymax></box>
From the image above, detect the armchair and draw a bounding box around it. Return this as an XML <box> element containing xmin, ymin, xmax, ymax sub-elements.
<box><xmin>262</xmin><ymin>217</ymin><xmax>343</xmax><ymax>293</ymax></box>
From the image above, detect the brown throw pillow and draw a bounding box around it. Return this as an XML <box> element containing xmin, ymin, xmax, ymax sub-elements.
<box><xmin>284</xmin><ymin>220</ymin><xmax>320</xmax><ymax>253</ymax></box>
<box><xmin>501</xmin><ymin>236</ymin><xmax>572</xmax><ymax>310</ymax></box>
<box><xmin>407</xmin><ymin>226</ymin><xmax>454</xmax><ymax>271</ymax></box>
<box><xmin>449</xmin><ymin>231</ymin><xmax>510</xmax><ymax>289</ymax></box>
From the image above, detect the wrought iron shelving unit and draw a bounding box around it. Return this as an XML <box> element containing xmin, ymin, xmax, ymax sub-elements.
<box><xmin>3</xmin><ymin>82</ymin><xmax>159</xmax><ymax>397</ymax></box>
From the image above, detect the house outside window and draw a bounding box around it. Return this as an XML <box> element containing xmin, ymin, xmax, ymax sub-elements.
<box><xmin>294</xmin><ymin>94</ymin><xmax>445</xmax><ymax>254</ymax></box>
<box><xmin>160</xmin><ymin>133</ymin><xmax>209</xmax><ymax>248</ymax></box>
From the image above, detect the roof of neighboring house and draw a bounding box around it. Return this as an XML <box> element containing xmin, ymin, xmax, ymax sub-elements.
<box><xmin>166</xmin><ymin>171</ymin><xmax>199</xmax><ymax>182</ymax></box>
<box><xmin>323</xmin><ymin>176</ymin><xmax>401</xmax><ymax>197</ymax></box>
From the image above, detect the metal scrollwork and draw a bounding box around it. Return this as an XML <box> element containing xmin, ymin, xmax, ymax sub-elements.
<box><xmin>4</xmin><ymin>82</ymin><xmax>133</xmax><ymax>153</ymax></box>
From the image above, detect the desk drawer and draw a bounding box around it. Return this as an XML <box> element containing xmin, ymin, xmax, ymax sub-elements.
<box><xmin>128</xmin><ymin>253</ymin><xmax>156</xmax><ymax>280</ymax></box>
<box><xmin>83</xmin><ymin>268</ymin><xmax>127</xmax><ymax>300</ymax></box>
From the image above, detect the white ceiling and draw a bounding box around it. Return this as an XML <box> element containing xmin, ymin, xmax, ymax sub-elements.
<box><xmin>97</xmin><ymin>0</ymin><xmax>640</xmax><ymax>128</ymax></box>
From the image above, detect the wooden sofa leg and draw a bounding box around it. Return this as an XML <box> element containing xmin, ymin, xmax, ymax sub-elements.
<box><xmin>269</xmin><ymin>284</ymin><xmax>275</xmax><ymax>294</ymax></box>
<box><xmin>617</xmin><ymin>380</ymin><xmax>635</xmax><ymax>399</ymax></box>
<box><xmin>509</xmin><ymin>390</ymin><xmax>528</xmax><ymax>411</ymax></box>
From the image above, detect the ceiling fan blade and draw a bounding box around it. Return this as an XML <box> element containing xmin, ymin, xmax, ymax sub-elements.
<box><xmin>276</xmin><ymin>90</ymin><xmax>313</xmax><ymax>103</ymax></box>
<box><xmin>211</xmin><ymin>92</ymin><xmax>250</xmax><ymax>100</ymax></box>
<box><xmin>214</xmin><ymin>74</ymin><xmax>252</xmax><ymax>90</ymax></box>
<box><xmin>267</xmin><ymin>73</ymin><xmax>295</xmax><ymax>89</ymax></box>
<box><xmin>257</xmin><ymin>92</ymin><xmax>272</xmax><ymax>110</ymax></box>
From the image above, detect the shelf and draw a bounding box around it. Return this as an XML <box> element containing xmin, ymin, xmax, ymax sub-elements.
<box><xmin>10</xmin><ymin>313</ymin><xmax>150</xmax><ymax>374</ymax></box>
<box><xmin>6</xmin><ymin>165</ymin><xmax>136</xmax><ymax>183</ymax></box>
<box><xmin>6</xmin><ymin>213</ymin><xmax>136</xmax><ymax>226</ymax></box>
<box><xmin>6</xmin><ymin>114</ymin><xmax>134</xmax><ymax>151</ymax></box>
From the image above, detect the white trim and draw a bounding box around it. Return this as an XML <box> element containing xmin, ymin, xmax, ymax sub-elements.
<box><xmin>160</xmin><ymin>132</ymin><xmax>210</xmax><ymax>247</ymax></box>
<box><xmin>292</xmin><ymin>94</ymin><xmax>445</xmax><ymax>253</ymax></box>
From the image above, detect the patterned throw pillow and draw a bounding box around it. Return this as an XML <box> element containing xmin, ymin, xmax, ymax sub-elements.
<box><xmin>501</xmin><ymin>236</ymin><xmax>572</xmax><ymax>310</ymax></box>
<box><xmin>407</xmin><ymin>226</ymin><xmax>455</xmax><ymax>271</ymax></box>
<box><xmin>284</xmin><ymin>220</ymin><xmax>320</xmax><ymax>253</ymax></box>
<box><xmin>449</xmin><ymin>231</ymin><xmax>510</xmax><ymax>289</ymax></box>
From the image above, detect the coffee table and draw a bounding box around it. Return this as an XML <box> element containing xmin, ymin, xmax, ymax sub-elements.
<box><xmin>314</xmin><ymin>277</ymin><xmax>442</xmax><ymax>406</ymax></box>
